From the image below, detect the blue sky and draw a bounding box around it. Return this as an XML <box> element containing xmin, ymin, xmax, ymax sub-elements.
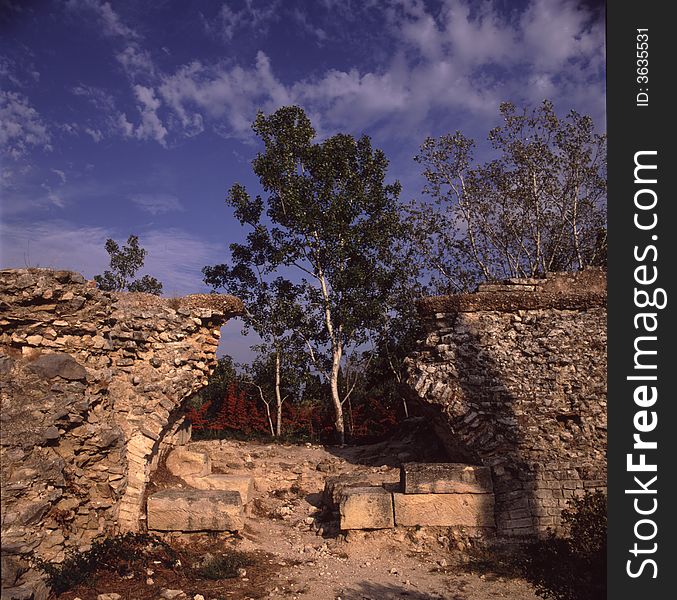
<box><xmin>0</xmin><ymin>0</ymin><xmax>605</xmax><ymax>361</ymax></box>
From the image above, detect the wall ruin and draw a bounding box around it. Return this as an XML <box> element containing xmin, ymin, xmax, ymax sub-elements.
<box><xmin>405</xmin><ymin>269</ymin><xmax>607</xmax><ymax>537</ymax></box>
<box><xmin>0</xmin><ymin>268</ymin><xmax>242</xmax><ymax>597</ymax></box>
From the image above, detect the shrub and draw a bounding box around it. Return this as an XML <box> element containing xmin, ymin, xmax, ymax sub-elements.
<box><xmin>521</xmin><ymin>490</ymin><xmax>607</xmax><ymax>600</ymax></box>
<box><xmin>195</xmin><ymin>550</ymin><xmax>253</xmax><ymax>580</ymax></box>
<box><xmin>32</xmin><ymin>532</ymin><xmax>175</xmax><ymax>594</ymax></box>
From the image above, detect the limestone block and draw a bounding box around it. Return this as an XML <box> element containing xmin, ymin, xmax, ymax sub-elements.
<box><xmin>339</xmin><ymin>486</ymin><xmax>394</xmax><ymax>530</ymax></box>
<box><xmin>165</xmin><ymin>448</ymin><xmax>211</xmax><ymax>478</ymax></box>
<box><xmin>393</xmin><ymin>492</ymin><xmax>495</xmax><ymax>527</ymax></box>
<box><xmin>401</xmin><ymin>462</ymin><xmax>493</xmax><ymax>494</ymax></box>
<box><xmin>323</xmin><ymin>473</ymin><xmax>398</xmax><ymax>510</ymax></box>
<box><xmin>147</xmin><ymin>489</ymin><xmax>243</xmax><ymax>531</ymax></box>
<box><xmin>183</xmin><ymin>474</ymin><xmax>254</xmax><ymax>504</ymax></box>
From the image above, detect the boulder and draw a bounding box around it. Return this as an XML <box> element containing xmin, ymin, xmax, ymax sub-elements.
<box><xmin>147</xmin><ymin>489</ymin><xmax>243</xmax><ymax>532</ymax></box>
<box><xmin>165</xmin><ymin>448</ymin><xmax>211</xmax><ymax>478</ymax></box>
<box><xmin>339</xmin><ymin>486</ymin><xmax>394</xmax><ymax>530</ymax></box>
<box><xmin>183</xmin><ymin>474</ymin><xmax>254</xmax><ymax>504</ymax></box>
<box><xmin>401</xmin><ymin>462</ymin><xmax>493</xmax><ymax>494</ymax></box>
<box><xmin>26</xmin><ymin>352</ymin><xmax>87</xmax><ymax>381</ymax></box>
<box><xmin>392</xmin><ymin>492</ymin><xmax>495</xmax><ymax>527</ymax></box>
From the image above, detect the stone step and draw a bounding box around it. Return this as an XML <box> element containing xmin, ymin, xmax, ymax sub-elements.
<box><xmin>323</xmin><ymin>473</ymin><xmax>398</xmax><ymax>511</ymax></box>
<box><xmin>183</xmin><ymin>474</ymin><xmax>254</xmax><ymax>504</ymax></box>
<box><xmin>147</xmin><ymin>489</ymin><xmax>243</xmax><ymax>532</ymax></box>
<box><xmin>401</xmin><ymin>462</ymin><xmax>493</xmax><ymax>494</ymax></box>
<box><xmin>393</xmin><ymin>492</ymin><xmax>495</xmax><ymax>527</ymax></box>
<box><xmin>165</xmin><ymin>448</ymin><xmax>211</xmax><ymax>478</ymax></box>
<box><xmin>339</xmin><ymin>486</ymin><xmax>394</xmax><ymax>530</ymax></box>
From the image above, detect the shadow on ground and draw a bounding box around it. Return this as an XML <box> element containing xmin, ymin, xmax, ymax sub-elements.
<box><xmin>341</xmin><ymin>581</ymin><xmax>459</xmax><ymax>599</ymax></box>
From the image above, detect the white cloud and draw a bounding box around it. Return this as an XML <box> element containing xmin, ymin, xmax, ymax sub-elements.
<box><xmin>157</xmin><ymin>52</ymin><xmax>291</xmax><ymax>140</ymax></box>
<box><xmin>130</xmin><ymin>193</ymin><xmax>184</xmax><ymax>215</ymax></box>
<box><xmin>116</xmin><ymin>45</ymin><xmax>156</xmax><ymax>79</ymax></box>
<box><xmin>0</xmin><ymin>91</ymin><xmax>52</xmax><ymax>159</ymax></box>
<box><xmin>65</xmin><ymin>0</ymin><xmax>139</xmax><ymax>40</ymax></box>
<box><xmin>126</xmin><ymin>85</ymin><xmax>168</xmax><ymax>145</ymax></box>
<box><xmin>50</xmin><ymin>168</ymin><xmax>67</xmax><ymax>183</ymax></box>
<box><xmin>57</xmin><ymin>0</ymin><xmax>605</xmax><ymax>147</ymax></box>
<box><xmin>204</xmin><ymin>0</ymin><xmax>280</xmax><ymax>41</ymax></box>
<box><xmin>84</xmin><ymin>127</ymin><xmax>104</xmax><ymax>142</ymax></box>
<box><xmin>72</xmin><ymin>84</ymin><xmax>117</xmax><ymax>111</ymax></box>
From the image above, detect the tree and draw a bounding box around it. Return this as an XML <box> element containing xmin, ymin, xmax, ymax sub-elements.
<box><xmin>206</xmin><ymin>106</ymin><xmax>407</xmax><ymax>443</ymax></box>
<box><xmin>94</xmin><ymin>235</ymin><xmax>163</xmax><ymax>295</ymax></box>
<box><xmin>411</xmin><ymin>100</ymin><xmax>607</xmax><ymax>293</ymax></box>
<box><xmin>203</xmin><ymin>248</ymin><xmax>307</xmax><ymax>437</ymax></box>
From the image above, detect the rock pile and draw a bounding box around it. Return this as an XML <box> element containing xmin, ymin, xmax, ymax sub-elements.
<box><xmin>0</xmin><ymin>268</ymin><xmax>243</xmax><ymax>599</ymax></box>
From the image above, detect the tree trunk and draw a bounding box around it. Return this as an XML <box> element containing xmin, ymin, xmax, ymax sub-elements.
<box><xmin>329</xmin><ymin>346</ymin><xmax>345</xmax><ymax>445</ymax></box>
<box><xmin>275</xmin><ymin>350</ymin><xmax>283</xmax><ymax>437</ymax></box>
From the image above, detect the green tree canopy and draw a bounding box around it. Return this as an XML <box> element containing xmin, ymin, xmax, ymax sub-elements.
<box><xmin>94</xmin><ymin>235</ymin><xmax>163</xmax><ymax>295</ymax></box>
<box><xmin>205</xmin><ymin>105</ymin><xmax>408</xmax><ymax>443</ymax></box>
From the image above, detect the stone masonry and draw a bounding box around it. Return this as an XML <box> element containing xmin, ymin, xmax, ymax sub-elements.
<box><xmin>0</xmin><ymin>268</ymin><xmax>243</xmax><ymax>597</ymax></box>
<box><xmin>405</xmin><ymin>269</ymin><xmax>607</xmax><ymax>537</ymax></box>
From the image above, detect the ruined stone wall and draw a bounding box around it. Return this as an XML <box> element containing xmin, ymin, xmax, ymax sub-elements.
<box><xmin>405</xmin><ymin>269</ymin><xmax>607</xmax><ymax>537</ymax></box>
<box><xmin>0</xmin><ymin>268</ymin><xmax>242</xmax><ymax>595</ymax></box>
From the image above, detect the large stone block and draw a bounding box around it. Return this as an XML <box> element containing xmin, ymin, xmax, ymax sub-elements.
<box><xmin>323</xmin><ymin>473</ymin><xmax>398</xmax><ymax>510</ymax></box>
<box><xmin>393</xmin><ymin>492</ymin><xmax>495</xmax><ymax>527</ymax></box>
<box><xmin>183</xmin><ymin>474</ymin><xmax>254</xmax><ymax>504</ymax></box>
<box><xmin>147</xmin><ymin>489</ymin><xmax>243</xmax><ymax>532</ymax></box>
<box><xmin>401</xmin><ymin>462</ymin><xmax>493</xmax><ymax>494</ymax></box>
<box><xmin>339</xmin><ymin>486</ymin><xmax>394</xmax><ymax>530</ymax></box>
<box><xmin>165</xmin><ymin>448</ymin><xmax>211</xmax><ymax>478</ymax></box>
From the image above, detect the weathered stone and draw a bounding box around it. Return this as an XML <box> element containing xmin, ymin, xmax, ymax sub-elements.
<box><xmin>323</xmin><ymin>473</ymin><xmax>398</xmax><ymax>511</ymax></box>
<box><xmin>406</xmin><ymin>268</ymin><xmax>607</xmax><ymax>535</ymax></box>
<box><xmin>27</xmin><ymin>353</ymin><xmax>87</xmax><ymax>380</ymax></box>
<box><xmin>401</xmin><ymin>462</ymin><xmax>493</xmax><ymax>494</ymax></box>
<box><xmin>159</xmin><ymin>590</ymin><xmax>187</xmax><ymax>599</ymax></box>
<box><xmin>165</xmin><ymin>448</ymin><xmax>211</xmax><ymax>478</ymax></box>
<box><xmin>339</xmin><ymin>486</ymin><xmax>394</xmax><ymax>530</ymax></box>
<box><xmin>147</xmin><ymin>489</ymin><xmax>244</xmax><ymax>532</ymax></box>
<box><xmin>393</xmin><ymin>492</ymin><xmax>495</xmax><ymax>527</ymax></box>
<box><xmin>0</xmin><ymin>268</ymin><xmax>243</xmax><ymax>599</ymax></box>
<box><xmin>183</xmin><ymin>474</ymin><xmax>254</xmax><ymax>504</ymax></box>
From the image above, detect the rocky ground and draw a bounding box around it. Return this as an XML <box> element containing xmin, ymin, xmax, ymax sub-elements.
<box><xmin>58</xmin><ymin>423</ymin><xmax>540</xmax><ymax>600</ymax></box>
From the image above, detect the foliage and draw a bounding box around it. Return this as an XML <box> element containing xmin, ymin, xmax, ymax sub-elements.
<box><xmin>411</xmin><ymin>100</ymin><xmax>607</xmax><ymax>292</ymax></box>
<box><xmin>194</xmin><ymin>550</ymin><xmax>253</xmax><ymax>580</ymax></box>
<box><xmin>186</xmin><ymin>384</ymin><xmax>269</xmax><ymax>439</ymax></box>
<box><xmin>94</xmin><ymin>235</ymin><xmax>163</xmax><ymax>295</ymax></box>
<box><xmin>520</xmin><ymin>491</ymin><xmax>607</xmax><ymax>600</ymax></box>
<box><xmin>186</xmin><ymin>377</ymin><xmax>402</xmax><ymax>444</ymax></box>
<box><xmin>204</xmin><ymin>105</ymin><xmax>410</xmax><ymax>443</ymax></box>
<box><xmin>32</xmin><ymin>532</ymin><xmax>175</xmax><ymax>594</ymax></box>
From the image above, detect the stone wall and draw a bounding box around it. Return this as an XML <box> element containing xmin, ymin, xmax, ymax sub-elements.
<box><xmin>0</xmin><ymin>268</ymin><xmax>243</xmax><ymax>596</ymax></box>
<box><xmin>405</xmin><ymin>269</ymin><xmax>607</xmax><ymax>537</ymax></box>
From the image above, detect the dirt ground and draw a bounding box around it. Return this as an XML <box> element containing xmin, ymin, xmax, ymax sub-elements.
<box><xmin>61</xmin><ymin>424</ymin><xmax>541</xmax><ymax>600</ymax></box>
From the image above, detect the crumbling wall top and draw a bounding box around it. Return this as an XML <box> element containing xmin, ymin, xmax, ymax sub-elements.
<box><xmin>418</xmin><ymin>268</ymin><xmax>607</xmax><ymax>315</ymax></box>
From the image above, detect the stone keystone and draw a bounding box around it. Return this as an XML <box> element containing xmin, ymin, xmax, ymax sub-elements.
<box><xmin>147</xmin><ymin>489</ymin><xmax>244</xmax><ymax>532</ymax></box>
<box><xmin>339</xmin><ymin>486</ymin><xmax>394</xmax><ymax>530</ymax></box>
<box><xmin>165</xmin><ymin>448</ymin><xmax>211</xmax><ymax>478</ymax></box>
<box><xmin>393</xmin><ymin>492</ymin><xmax>495</xmax><ymax>527</ymax></box>
<box><xmin>183</xmin><ymin>474</ymin><xmax>254</xmax><ymax>504</ymax></box>
<box><xmin>401</xmin><ymin>462</ymin><xmax>493</xmax><ymax>494</ymax></box>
